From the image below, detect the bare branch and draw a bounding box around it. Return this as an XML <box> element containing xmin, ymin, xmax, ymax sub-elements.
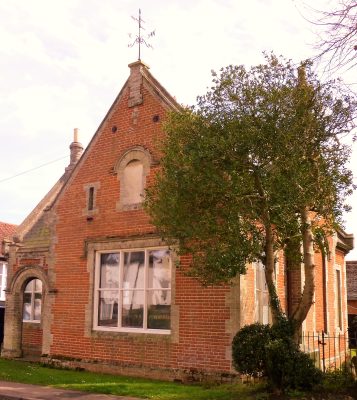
<box><xmin>305</xmin><ymin>1</ymin><xmax>357</xmax><ymax>72</ymax></box>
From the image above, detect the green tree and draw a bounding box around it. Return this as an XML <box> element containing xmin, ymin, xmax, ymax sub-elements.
<box><xmin>145</xmin><ymin>54</ymin><xmax>356</xmax><ymax>332</ymax></box>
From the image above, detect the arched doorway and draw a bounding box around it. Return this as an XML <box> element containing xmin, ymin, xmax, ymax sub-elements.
<box><xmin>1</xmin><ymin>266</ymin><xmax>53</xmax><ymax>359</ymax></box>
<box><xmin>21</xmin><ymin>278</ymin><xmax>43</xmax><ymax>356</ymax></box>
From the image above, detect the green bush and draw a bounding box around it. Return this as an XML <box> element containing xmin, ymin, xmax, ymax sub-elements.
<box><xmin>232</xmin><ymin>323</ymin><xmax>271</xmax><ymax>377</ymax></box>
<box><xmin>322</xmin><ymin>368</ymin><xmax>354</xmax><ymax>391</ymax></box>
<box><xmin>232</xmin><ymin>321</ymin><xmax>323</xmax><ymax>391</ymax></box>
<box><xmin>265</xmin><ymin>338</ymin><xmax>323</xmax><ymax>390</ymax></box>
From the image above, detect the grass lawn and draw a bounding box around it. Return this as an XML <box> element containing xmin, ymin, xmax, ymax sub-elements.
<box><xmin>0</xmin><ymin>358</ymin><xmax>265</xmax><ymax>400</ymax></box>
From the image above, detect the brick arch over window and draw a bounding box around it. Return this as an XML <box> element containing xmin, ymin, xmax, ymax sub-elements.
<box><xmin>8</xmin><ymin>266</ymin><xmax>50</xmax><ymax>295</ymax></box>
<box><xmin>114</xmin><ymin>146</ymin><xmax>152</xmax><ymax>211</ymax></box>
<box><xmin>1</xmin><ymin>266</ymin><xmax>55</xmax><ymax>358</ymax></box>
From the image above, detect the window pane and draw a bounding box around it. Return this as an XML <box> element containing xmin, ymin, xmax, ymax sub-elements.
<box><xmin>23</xmin><ymin>293</ymin><xmax>32</xmax><ymax>320</ymax></box>
<box><xmin>34</xmin><ymin>298</ymin><xmax>42</xmax><ymax>320</ymax></box>
<box><xmin>262</xmin><ymin>292</ymin><xmax>269</xmax><ymax>324</ymax></box>
<box><xmin>148</xmin><ymin>250</ymin><xmax>171</xmax><ymax>289</ymax></box>
<box><xmin>147</xmin><ymin>290</ymin><xmax>171</xmax><ymax>330</ymax></box>
<box><xmin>123</xmin><ymin>252</ymin><xmax>144</xmax><ymax>289</ymax></box>
<box><xmin>88</xmin><ymin>187</ymin><xmax>94</xmax><ymax>211</ymax></box>
<box><xmin>121</xmin><ymin>290</ymin><xmax>144</xmax><ymax>328</ymax></box>
<box><xmin>23</xmin><ymin>279</ymin><xmax>42</xmax><ymax>322</ymax></box>
<box><xmin>34</xmin><ymin>279</ymin><xmax>42</xmax><ymax>292</ymax></box>
<box><xmin>24</xmin><ymin>280</ymin><xmax>33</xmax><ymax>293</ymax></box>
<box><xmin>100</xmin><ymin>253</ymin><xmax>119</xmax><ymax>288</ymax></box>
<box><xmin>255</xmin><ymin>262</ymin><xmax>269</xmax><ymax>324</ymax></box>
<box><xmin>98</xmin><ymin>290</ymin><xmax>119</xmax><ymax>327</ymax></box>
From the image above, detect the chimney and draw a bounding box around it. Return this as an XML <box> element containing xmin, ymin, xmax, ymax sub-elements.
<box><xmin>66</xmin><ymin>128</ymin><xmax>83</xmax><ymax>173</ymax></box>
<box><xmin>128</xmin><ymin>60</ymin><xmax>149</xmax><ymax>108</ymax></box>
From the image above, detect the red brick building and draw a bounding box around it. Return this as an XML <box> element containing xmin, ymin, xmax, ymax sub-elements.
<box><xmin>1</xmin><ymin>61</ymin><xmax>354</xmax><ymax>380</ymax></box>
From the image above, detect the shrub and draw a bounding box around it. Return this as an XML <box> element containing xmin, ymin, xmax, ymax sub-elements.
<box><xmin>232</xmin><ymin>323</ymin><xmax>271</xmax><ymax>377</ymax></box>
<box><xmin>322</xmin><ymin>368</ymin><xmax>355</xmax><ymax>391</ymax></box>
<box><xmin>265</xmin><ymin>338</ymin><xmax>323</xmax><ymax>390</ymax></box>
<box><xmin>232</xmin><ymin>321</ymin><xmax>323</xmax><ymax>391</ymax></box>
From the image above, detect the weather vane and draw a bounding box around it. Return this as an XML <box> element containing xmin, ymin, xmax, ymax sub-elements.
<box><xmin>128</xmin><ymin>9</ymin><xmax>155</xmax><ymax>61</ymax></box>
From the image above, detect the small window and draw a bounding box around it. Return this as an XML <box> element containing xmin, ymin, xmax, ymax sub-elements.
<box><xmin>83</xmin><ymin>182</ymin><xmax>100</xmax><ymax>215</ymax></box>
<box><xmin>94</xmin><ymin>248</ymin><xmax>171</xmax><ymax>332</ymax></box>
<box><xmin>23</xmin><ymin>279</ymin><xmax>42</xmax><ymax>322</ymax></box>
<box><xmin>88</xmin><ymin>187</ymin><xmax>95</xmax><ymax>211</ymax></box>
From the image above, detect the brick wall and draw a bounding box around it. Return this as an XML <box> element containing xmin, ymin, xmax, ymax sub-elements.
<box><xmin>22</xmin><ymin>324</ymin><xmax>42</xmax><ymax>356</ymax></box>
<box><xmin>48</xmin><ymin>77</ymin><xmax>235</xmax><ymax>378</ymax></box>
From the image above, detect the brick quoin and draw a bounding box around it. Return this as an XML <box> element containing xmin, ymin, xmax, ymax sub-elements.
<box><xmin>2</xmin><ymin>61</ymin><xmax>354</xmax><ymax>381</ymax></box>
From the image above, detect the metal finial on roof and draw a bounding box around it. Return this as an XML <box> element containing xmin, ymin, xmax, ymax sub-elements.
<box><xmin>128</xmin><ymin>9</ymin><xmax>155</xmax><ymax>61</ymax></box>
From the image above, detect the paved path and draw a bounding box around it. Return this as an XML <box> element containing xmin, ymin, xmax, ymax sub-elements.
<box><xmin>0</xmin><ymin>381</ymin><xmax>141</xmax><ymax>400</ymax></box>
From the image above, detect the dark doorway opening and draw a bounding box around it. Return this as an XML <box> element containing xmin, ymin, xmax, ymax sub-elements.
<box><xmin>0</xmin><ymin>307</ymin><xmax>5</xmax><ymax>344</ymax></box>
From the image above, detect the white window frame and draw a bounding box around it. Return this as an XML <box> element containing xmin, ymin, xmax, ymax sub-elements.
<box><xmin>254</xmin><ymin>261</ymin><xmax>270</xmax><ymax>325</ymax></box>
<box><xmin>0</xmin><ymin>261</ymin><xmax>7</xmax><ymax>301</ymax></box>
<box><xmin>93</xmin><ymin>246</ymin><xmax>171</xmax><ymax>334</ymax></box>
<box><xmin>23</xmin><ymin>279</ymin><xmax>42</xmax><ymax>323</ymax></box>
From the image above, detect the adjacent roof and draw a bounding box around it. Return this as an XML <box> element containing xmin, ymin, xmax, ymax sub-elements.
<box><xmin>0</xmin><ymin>221</ymin><xmax>17</xmax><ymax>258</ymax></box>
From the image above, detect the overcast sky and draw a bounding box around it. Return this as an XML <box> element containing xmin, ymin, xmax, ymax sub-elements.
<box><xmin>0</xmin><ymin>0</ymin><xmax>356</xmax><ymax>258</ymax></box>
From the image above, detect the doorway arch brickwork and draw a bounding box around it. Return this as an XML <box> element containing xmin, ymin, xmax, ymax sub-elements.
<box><xmin>1</xmin><ymin>265</ymin><xmax>55</xmax><ymax>358</ymax></box>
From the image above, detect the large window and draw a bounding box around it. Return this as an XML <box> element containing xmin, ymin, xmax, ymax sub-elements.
<box><xmin>94</xmin><ymin>248</ymin><xmax>171</xmax><ymax>333</ymax></box>
<box><xmin>23</xmin><ymin>279</ymin><xmax>42</xmax><ymax>322</ymax></box>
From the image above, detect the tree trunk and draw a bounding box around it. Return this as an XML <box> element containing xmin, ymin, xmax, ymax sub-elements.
<box><xmin>253</xmin><ymin>167</ymin><xmax>283</xmax><ymax>324</ymax></box>
<box><xmin>291</xmin><ymin>207</ymin><xmax>316</xmax><ymax>337</ymax></box>
<box><xmin>264</xmin><ymin>223</ymin><xmax>282</xmax><ymax>325</ymax></box>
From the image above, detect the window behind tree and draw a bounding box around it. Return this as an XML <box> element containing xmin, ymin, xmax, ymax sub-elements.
<box><xmin>255</xmin><ymin>261</ymin><xmax>269</xmax><ymax>324</ymax></box>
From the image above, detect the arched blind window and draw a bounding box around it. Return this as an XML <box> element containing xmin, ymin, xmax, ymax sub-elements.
<box><xmin>115</xmin><ymin>147</ymin><xmax>152</xmax><ymax>211</ymax></box>
<box><xmin>122</xmin><ymin>160</ymin><xmax>144</xmax><ymax>205</ymax></box>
